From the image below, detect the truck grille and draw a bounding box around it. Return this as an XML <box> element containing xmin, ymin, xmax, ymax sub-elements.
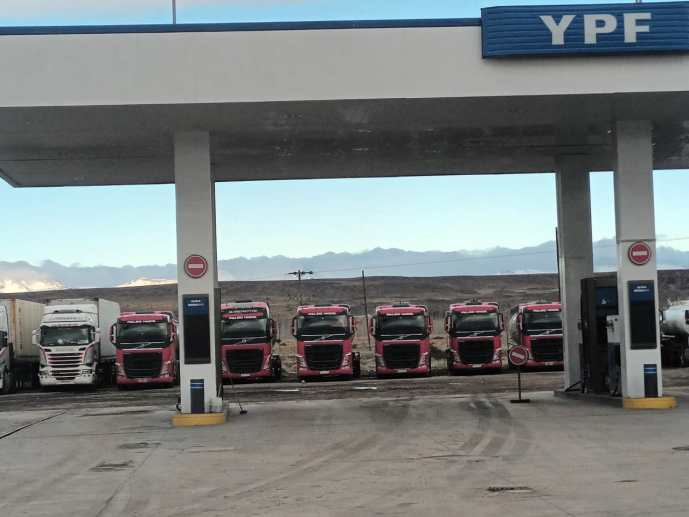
<box><xmin>458</xmin><ymin>340</ymin><xmax>495</xmax><ymax>364</ymax></box>
<box><xmin>383</xmin><ymin>344</ymin><xmax>420</xmax><ymax>369</ymax></box>
<box><xmin>47</xmin><ymin>352</ymin><xmax>82</xmax><ymax>381</ymax></box>
<box><xmin>531</xmin><ymin>338</ymin><xmax>563</xmax><ymax>362</ymax></box>
<box><xmin>305</xmin><ymin>344</ymin><xmax>343</xmax><ymax>370</ymax></box>
<box><xmin>226</xmin><ymin>349</ymin><xmax>264</xmax><ymax>374</ymax></box>
<box><xmin>123</xmin><ymin>352</ymin><xmax>163</xmax><ymax>378</ymax></box>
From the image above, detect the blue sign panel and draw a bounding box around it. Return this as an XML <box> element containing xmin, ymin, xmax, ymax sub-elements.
<box><xmin>482</xmin><ymin>2</ymin><xmax>689</xmax><ymax>57</ymax></box>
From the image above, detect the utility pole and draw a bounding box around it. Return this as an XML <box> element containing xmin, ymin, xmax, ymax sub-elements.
<box><xmin>288</xmin><ymin>270</ymin><xmax>313</xmax><ymax>305</ymax></box>
<box><xmin>362</xmin><ymin>270</ymin><xmax>372</xmax><ymax>350</ymax></box>
<box><xmin>172</xmin><ymin>0</ymin><xmax>177</xmax><ymax>24</ymax></box>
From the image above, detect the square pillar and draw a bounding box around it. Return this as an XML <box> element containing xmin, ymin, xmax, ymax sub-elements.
<box><xmin>556</xmin><ymin>156</ymin><xmax>594</xmax><ymax>388</ymax></box>
<box><xmin>175</xmin><ymin>131</ymin><xmax>222</xmax><ymax>414</ymax></box>
<box><xmin>614</xmin><ymin>120</ymin><xmax>663</xmax><ymax>399</ymax></box>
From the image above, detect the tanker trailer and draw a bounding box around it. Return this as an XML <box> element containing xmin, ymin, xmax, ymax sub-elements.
<box><xmin>661</xmin><ymin>302</ymin><xmax>689</xmax><ymax>367</ymax></box>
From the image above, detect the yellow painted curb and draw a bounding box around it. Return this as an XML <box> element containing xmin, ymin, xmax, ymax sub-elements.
<box><xmin>172</xmin><ymin>411</ymin><xmax>227</xmax><ymax>427</ymax></box>
<box><xmin>623</xmin><ymin>397</ymin><xmax>677</xmax><ymax>410</ymax></box>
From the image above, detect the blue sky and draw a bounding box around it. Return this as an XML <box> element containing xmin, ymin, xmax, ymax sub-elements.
<box><xmin>0</xmin><ymin>0</ymin><xmax>686</xmax><ymax>267</ymax></box>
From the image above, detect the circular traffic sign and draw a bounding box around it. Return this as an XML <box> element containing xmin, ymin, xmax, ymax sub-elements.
<box><xmin>628</xmin><ymin>241</ymin><xmax>652</xmax><ymax>266</ymax></box>
<box><xmin>184</xmin><ymin>254</ymin><xmax>208</xmax><ymax>279</ymax></box>
<box><xmin>508</xmin><ymin>346</ymin><xmax>529</xmax><ymax>367</ymax></box>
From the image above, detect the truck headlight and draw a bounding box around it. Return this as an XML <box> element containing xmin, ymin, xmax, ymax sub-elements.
<box><xmin>418</xmin><ymin>352</ymin><xmax>429</xmax><ymax>368</ymax></box>
<box><xmin>296</xmin><ymin>355</ymin><xmax>306</xmax><ymax>368</ymax></box>
<box><xmin>83</xmin><ymin>346</ymin><xmax>95</xmax><ymax>366</ymax></box>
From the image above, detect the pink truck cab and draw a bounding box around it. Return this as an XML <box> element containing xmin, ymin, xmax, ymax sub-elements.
<box><xmin>292</xmin><ymin>304</ymin><xmax>360</xmax><ymax>380</ymax></box>
<box><xmin>370</xmin><ymin>303</ymin><xmax>432</xmax><ymax>377</ymax></box>
<box><xmin>508</xmin><ymin>302</ymin><xmax>563</xmax><ymax>369</ymax></box>
<box><xmin>220</xmin><ymin>301</ymin><xmax>281</xmax><ymax>382</ymax></box>
<box><xmin>445</xmin><ymin>301</ymin><xmax>504</xmax><ymax>372</ymax></box>
<box><xmin>111</xmin><ymin>311</ymin><xmax>178</xmax><ymax>387</ymax></box>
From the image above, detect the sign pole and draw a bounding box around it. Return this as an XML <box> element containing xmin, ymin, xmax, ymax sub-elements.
<box><xmin>509</xmin><ymin>346</ymin><xmax>531</xmax><ymax>404</ymax></box>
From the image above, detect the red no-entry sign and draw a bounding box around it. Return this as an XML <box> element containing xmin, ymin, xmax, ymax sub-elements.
<box><xmin>184</xmin><ymin>254</ymin><xmax>208</xmax><ymax>279</ymax></box>
<box><xmin>628</xmin><ymin>241</ymin><xmax>652</xmax><ymax>266</ymax></box>
<box><xmin>508</xmin><ymin>346</ymin><xmax>529</xmax><ymax>367</ymax></box>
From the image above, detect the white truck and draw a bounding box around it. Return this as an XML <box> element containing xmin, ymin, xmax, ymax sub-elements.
<box><xmin>0</xmin><ymin>299</ymin><xmax>45</xmax><ymax>394</ymax></box>
<box><xmin>35</xmin><ymin>298</ymin><xmax>120</xmax><ymax>387</ymax></box>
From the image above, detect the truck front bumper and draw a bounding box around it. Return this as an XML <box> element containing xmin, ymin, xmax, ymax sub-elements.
<box><xmin>523</xmin><ymin>359</ymin><xmax>564</xmax><ymax>369</ymax></box>
<box><xmin>117</xmin><ymin>374</ymin><xmax>175</xmax><ymax>385</ymax></box>
<box><xmin>40</xmin><ymin>370</ymin><xmax>96</xmax><ymax>386</ymax></box>
<box><xmin>376</xmin><ymin>365</ymin><xmax>429</xmax><ymax>376</ymax></box>
<box><xmin>298</xmin><ymin>366</ymin><xmax>353</xmax><ymax>379</ymax></box>
<box><xmin>223</xmin><ymin>368</ymin><xmax>274</xmax><ymax>381</ymax></box>
<box><xmin>450</xmin><ymin>359</ymin><xmax>502</xmax><ymax>371</ymax></box>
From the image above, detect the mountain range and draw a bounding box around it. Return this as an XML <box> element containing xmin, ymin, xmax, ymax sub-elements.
<box><xmin>2</xmin><ymin>238</ymin><xmax>688</xmax><ymax>292</ymax></box>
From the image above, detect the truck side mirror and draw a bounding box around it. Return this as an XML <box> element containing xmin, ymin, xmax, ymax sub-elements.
<box><xmin>444</xmin><ymin>314</ymin><xmax>452</xmax><ymax>334</ymax></box>
<box><xmin>349</xmin><ymin>316</ymin><xmax>356</xmax><ymax>335</ymax></box>
<box><xmin>93</xmin><ymin>328</ymin><xmax>101</xmax><ymax>343</ymax></box>
<box><xmin>517</xmin><ymin>313</ymin><xmax>524</xmax><ymax>332</ymax></box>
<box><xmin>109</xmin><ymin>324</ymin><xmax>116</xmax><ymax>345</ymax></box>
<box><xmin>32</xmin><ymin>329</ymin><xmax>39</xmax><ymax>346</ymax></box>
<box><xmin>427</xmin><ymin>316</ymin><xmax>433</xmax><ymax>334</ymax></box>
<box><xmin>272</xmin><ymin>319</ymin><xmax>280</xmax><ymax>341</ymax></box>
<box><xmin>291</xmin><ymin>317</ymin><xmax>298</xmax><ymax>338</ymax></box>
<box><xmin>0</xmin><ymin>331</ymin><xmax>7</xmax><ymax>349</ymax></box>
<box><xmin>498</xmin><ymin>313</ymin><xmax>505</xmax><ymax>332</ymax></box>
<box><xmin>369</xmin><ymin>316</ymin><xmax>376</xmax><ymax>336</ymax></box>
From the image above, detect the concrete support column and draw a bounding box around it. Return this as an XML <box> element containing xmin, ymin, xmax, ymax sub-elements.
<box><xmin>614</xmin><ymin>120</ymin><xmax>663</xmax><ymax>399</ymax></box>
<box><xmin>175</xmin><ymin>131</ymin><xmax>222</xmax><ymax>414</ymax></box>
<box><xmin>556</xmin><ymin>156</ymin><xmax>594</xmax><ymax>389</ymax></box>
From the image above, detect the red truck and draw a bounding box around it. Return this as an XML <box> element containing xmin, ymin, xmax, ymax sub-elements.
<box><xmin>220</xmin><ymin>301</ymin><xmax>281</xmax><ymax>381</ymax></box>
<box><xmin>292</xmin><ymin>304</ymin><xmax>360</xmax><ymax>380</ymax></box>
<box><xmin>508</xmin><ymin>302</ymin><xmax>563</xmax><ymax>369</ymax></box>
<box><xmin>444</xmin><ymin>301</ymin><xmax>504</xmax><ymax>373</ymax></box>
<box><xmin>111</xmin><ymin>311</ymin><xmax>178</xmax><ymax>387</ymax></box>
<box><xmin>370</xmin><ymin>303</ymin><xmax>432</xmax><ymax>377</ymax></box>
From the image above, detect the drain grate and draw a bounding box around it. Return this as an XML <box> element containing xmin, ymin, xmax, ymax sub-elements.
<box><xmin>91</xmin><ymin>460</ymin><xmax>134</xmax><ymax>472</ymax></box>
<box><xmin>118</xmin><ymin>442</ymin><xmax>160</xmax><ymax>450</ymax></box>
<box><xmin>487</xmin><ymin>486</ymin><xmax>533</xmax><ymax>494</ymax></box>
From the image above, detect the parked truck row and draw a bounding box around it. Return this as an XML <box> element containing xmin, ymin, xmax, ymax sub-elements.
<box><xmin>0</xmin><ymin>296</ymin><xmax>570</xmax><ymax>393</ymax></box>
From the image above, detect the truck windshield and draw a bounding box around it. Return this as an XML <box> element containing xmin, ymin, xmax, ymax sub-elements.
<box><xmin>378</xmin><ymin>314</ymin><xmax>426</xmax><ymax>337</ymax></box>
<box><xmin>298</xmin><ymin>314</ymin><xmax>348</xmax><ymax>338</ymax></box>
<box><xmin>453</xmin><ymin>312</ymin><xmax>499</xmax><ymax>334</ymax></box>
<box><xmin>221</xmin><ymin>317</ymin><xmax>267</xmax><ymax>343</ymax></box>
<box><xmin>117</xmin><ymin>322</ymin><xmax>169</xmax><ymax>349</ymax></box>
<box><xmin>41</xmin><ymin>326</ymin><xmax>92</xmax><ymax>346</ymax></box>
<box><xmin>525</xmin><ymin>310</ymin><xmax>562</xmax><ymax>333</ymax></box>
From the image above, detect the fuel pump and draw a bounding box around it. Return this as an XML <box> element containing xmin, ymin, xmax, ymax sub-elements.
<box><xmin>580</xmin><ymin>275</ymin><xmax>618</xmax><ymax>394</ymax></box>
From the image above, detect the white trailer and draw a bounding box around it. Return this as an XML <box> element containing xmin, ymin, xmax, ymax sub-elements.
<box><xmin>0</xmin><ymin>299</ymin><xmax>45</xmax><ymax>393</ymax></box>
<box><xmin>36</xmin><ymin>298</ymin><xmax>120</xmax><ymax>387</ymax></box>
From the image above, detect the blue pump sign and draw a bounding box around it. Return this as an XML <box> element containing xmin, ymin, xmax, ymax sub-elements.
<box><xmin>482</xmin><ymin>2</ymin><xmax>689</xmax><ymax>58</ymax></box>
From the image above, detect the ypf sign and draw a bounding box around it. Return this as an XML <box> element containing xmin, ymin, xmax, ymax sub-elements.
<box><xmin>184</xmin><ymin>254</ymin><xmax>209</xmax><ymax>279</ymax></box>
<box><xmin>628</xmin><ymin>241</ymin><xmax>652</xmax><ymax>267</ymax></box>
<box><xmin>482</xmin><ymin>2</ymin><xmax>689</xmax><ymax>58</ymax></box>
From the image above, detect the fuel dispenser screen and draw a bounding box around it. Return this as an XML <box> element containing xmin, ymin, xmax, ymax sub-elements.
<box><xmin>628</xmin><ymin>281</ymin><xmax>657</xmax><ymax>350</ymax></box>
<box><xmin>183</xmin><ymin>294</ymin><xmax>211</xmax><ymax>364</ymax></box>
